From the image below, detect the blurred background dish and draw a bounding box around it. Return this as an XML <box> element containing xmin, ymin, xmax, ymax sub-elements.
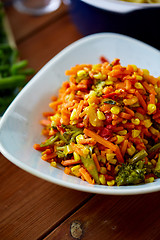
<box><xmin>65</xmin><ymin>0</ymin><xmax>160</xmax><ymax>49</ymax></box>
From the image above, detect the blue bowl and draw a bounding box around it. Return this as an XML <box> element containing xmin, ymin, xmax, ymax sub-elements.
<box><xmin>66</xmin><ymin>0</ymin><xmax>160</xmax><ymax>49</ymax></box>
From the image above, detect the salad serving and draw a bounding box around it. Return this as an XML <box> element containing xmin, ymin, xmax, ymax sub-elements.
<box><xmin>34</xmin><ymin>58</ymin><xmax>160</xmax><ymax>186</ymax></box>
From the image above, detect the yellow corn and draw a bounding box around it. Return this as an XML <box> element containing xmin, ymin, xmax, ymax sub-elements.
<box><xmin>71</xmin><ymin>165</ymin><xmax>81</xmax><ymax>176</ymax></box>
<box><xmin>99</xmin><ymin>174</ymin><xmax>106</xmax><ymax>185</ymax></box>
<box><xmin>132</xmin><ymin>129</ymin><xmax>141</xmax><ymax>138</ymax></box>
<box><xmin>100</xmin><ymin>167</ymin><xmax>107</xmax><ymax>174</ymax></box>
<box><xmin>131</xmin><ymin>118</ymin><xmax>140</xmax><ymax>125</ymax></box>
<box><xmin>108</xmin><ymin>76</ymin><xmax>117</xmax><ymax>81</ymax></box>
<box><xmin>135</xmin><ymin>112</ymin><xmax>144</xmax><ymax>120</ymax></box>
<box><xmin>145</xmin><ymin>177</ymin><xmax>154</xmax><ymax>183</ymax></box>
<box><xmin>143</xmin><ymin>119</ymin><xmax>152</xmax><ymax>128</ymax></box>
<box><xmin>97</xmin><ymin>110</ymin><xmax>106</xmax><ymax>120</ymax></box>
<box><xmin>77</xmin><ymin>70</ymin><xmax>86</xmax><ymax>77</ymax></box>
<box><xmin>73</xmin><ymin>152</ymin><xmax>81</xmax><ymax>161</ymax></box>
<box><xmin>147</xmin><ymin>104</ymin><xmax>156</xmax><ymax>115</ymax></box>
<box><xmin>107</xmin><ymin>180</ymin><xmax>115</xmax><ymax>186</ymax></box>
<box><xmin>70</xmin><ymin>108</ymin><xmax>77</xmax><ymax>120</ymax></box>
<box><xmin>142</xmin><ymin>69</ymin><xmax>150</xmax><ymax>76</ymax></box>
<box><xmin>135</xmin><ymin>75</ymin><xmax>143</xmax><ymax>81</ymax></box>
<box><xmin>127</xmin><ymin>145</ymin><xmax>136</xmax><ymax>156</ymax></box>
<box><xmin>110</xmin><ymin>106</ymin><xmax>120</xmax><ymax>114</ymax></box>
<box><xmin>134</xmin><ymin>82</ymin><xmax>144</xmax><ymax>89</ymax></box>
<box><xmin>105</xmin><ymin>80</ymin><xmax>113</xmax><ymax>85</ymax></box>
<box><xmin>114</xmin><ymin>165</ymin><xmax>121</xmax><ymax>174</ymax></box>
<box><xmin>108</xmin><ymin>159</ymin><xmax>117</xmax><ymax>165</ymax></box>
<box><xmin>150</xmin><ymin>127</ymin><xmax>159</xmax><ymax>136</ymax></box>
<box><xmin>76</xmin><ymin>134</ymin><xmax>84</xmax><ymax>143</ymax></box>
<box><xmin>106</xmin><ymin>153</ymin><xmax>116</xmax><ymax>161</ymax></box>
<box><xmin>131</xmin><ymin>64</ymin><xmax>137</xmax><ymax>72</ymax></box>
<box><xmin>151</xmin><ymin>159</ymin><xmax>156</xmax><ymax>166</ymax></box>
<box><xmin>98</xmin><ymin>155</ymin><xmax>106</xmax><ymax>164</ymax></box>
<box><xmin>93</xmin><ymin>72</ymin><xmax>102</xmax><ymax>79</ymax></box>
<box><xmin>122</xmin><ymin>120</ymin><xmax>127</xmax><ymax>124</ymax></box>
<box><xmin>50</xmin><ymin>161</ymin><xmax>57</xmax><ymax>167</ymax></box>
<box><xmin>115</xmin><ymin>135</ymin><xmax>125</xmax><ymax>144</ymax></box>
<box><xmin>117</xmin><ymin>130</ymin><xmax>127</xmax><ymax>135</ymax></box>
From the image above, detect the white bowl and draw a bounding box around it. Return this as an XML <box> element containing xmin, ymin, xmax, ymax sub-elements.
<box><xmin>0</xmin><ymin>33</ymin><xmax>160</xmax><ymax>195</ymax></box>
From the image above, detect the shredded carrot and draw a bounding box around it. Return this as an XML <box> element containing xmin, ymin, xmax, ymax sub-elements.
<box><xmin>79</xmin><ymin>167</ymin><xmax>94</xmax><ymax>184</ymax></box>
<box><xmin>135</xmin><ymin>90</ymin><xmax>147</xmax><ymax>111</ymax></box>
<box><xmin>84</xmin><ymin>128</ymin><xmax>117</xmax><ymax>152</ymax></box>
<box><xmin>121</xmin><ymin>140</ymin><xmax>128</xmax><ymax>157</ymax></box>
<box><xmin>92</xmin><ymin>153</ymin><xmax>101</xmax><ymax>172</ymax></box>
<box><xmin>61</xmin><ymin>159</ymin><xmax>81</xmax><ymax>166</ymax></box>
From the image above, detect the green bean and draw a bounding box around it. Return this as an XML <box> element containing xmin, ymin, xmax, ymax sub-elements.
<box><xmin>129</xmin><ymin>149</ymin><xmax>148</xmax><ymax>164</ymax></box>
<box><xmin>0</xmin><ymin>75</ymin><xmax>26</xmax><ymax>89</ymax></box>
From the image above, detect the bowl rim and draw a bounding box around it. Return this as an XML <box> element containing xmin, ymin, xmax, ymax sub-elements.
<box><xmin>1</xmin><ymin>32</ymin><xmax>160</xmax><ymax>195</ymax></box>
<box><xmin>81</xmin><ymin>0</ymin><xmax>160</xmax><ymax>14</ymax></box>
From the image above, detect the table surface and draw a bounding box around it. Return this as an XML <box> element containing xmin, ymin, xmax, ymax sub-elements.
<box><xmin>1</xmin><ymin>2</ymin><xmax>160</xmax><ymax>240</ymax></box>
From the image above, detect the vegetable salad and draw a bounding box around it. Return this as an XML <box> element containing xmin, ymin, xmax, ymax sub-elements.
<box><xmin>34</xmin><ymin>58</ymin><xmax>160</xmax><ymax>186</ymax></box>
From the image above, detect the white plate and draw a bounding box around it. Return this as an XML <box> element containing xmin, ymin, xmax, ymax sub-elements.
<box><xmin>0</xmin><ymin>33</ymin><xmax>160</xmax><ymax>195</ymax></box>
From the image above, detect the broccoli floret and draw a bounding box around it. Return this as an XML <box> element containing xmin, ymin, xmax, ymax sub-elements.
<box><xmin>116</xmin><ymin>161</ymin><xmax>146</xmax><ymax>186</ymax></box>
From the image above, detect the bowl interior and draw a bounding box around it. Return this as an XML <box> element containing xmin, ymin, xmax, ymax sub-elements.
<box><xmin>0</xmin><ymin>33</ymin><xmax>160</xmax><ymax>195</ymax></box>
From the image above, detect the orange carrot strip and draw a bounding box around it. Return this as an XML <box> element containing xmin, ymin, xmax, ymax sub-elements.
<box><xmin>120</xmin><ymin>112</ymin><xmax>132</xmax><ymax>120</ymax></box>
<box><xmin>84</xmin><ymin>128</ymin><xmax>117</xmax><ymax>152</ymax></box>
<box><xmin>41</xmin><ymin>152</ymin><xmax>57</xmax><ymax>161</ymax></box>
<box><xmin>115</xmin><ymin>145</ymin><xmax>124</xmax><ymax>163</ymax></box>
<box><xmin>125</xmin><ymin>79</ymin><xmax>132</xmax><ymax>90</ymax></box>
<box><xmin>121</xmin><ymin>140</ymin><xmax>128</xmax><ymax>157</ymax></box>
<box><xmin>79</xmin><ymin>167</ymin><xmax>94</xmax><ymax>184</ymax></box>
<box><xmin>64</xmin><ymin>167</ymin><xmax>71</xmax><ymax>175</ymax></box>
<box><xmin>92</xmin><ymin>153</ymin><xmax>101</xmax><ymax>172</ymax></box>
<box><xmin>61</xmin><ymin>159</ymin><xmax>81</xmax><ymax>166</ymax></box>
<box><xmin>149</xmin><ymin>93</ymin><xmax>155</xmax><ymax>105</ymax></box>
<box><xmin>40</xmin><ymin>119</ymin><xmax>51</xmax><ymax>126</ymax></box>
<box><xmin>124</xmin><ymin>106</ymin><xmax>135</xmax><ymax>116</ymax></box>
<box><xmin>78</xmin><ymin>138</ymin><xmax>96</xmax><ymax>145</ymax></box>
<box><xmin>135</xmin><ymin>90</ymin><xmax>147</xmax><ymax>111</ymax></box>
<box><xmin>70</xmin><ymin>142</ymin><xmax>86</xmax><ymax>157</ymax></box>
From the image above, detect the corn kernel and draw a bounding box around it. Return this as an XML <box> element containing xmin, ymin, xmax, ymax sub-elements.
<box><xmin>131</xmin><ymin>118</ymin><xmax>140</xmax><ymax>125</ymax></box>
<box><xmin>93</xmin><ymin>72</ymin><xmax>102</xmax><ymax>79</ymax></box>
<box><xmin>99</xmin><ymin>174</ymin><xmax>106</xmax><ymax>185</ymax></box>
<box><xmin>122</xmin><ymin>120</ymin><xmax>127</xmax><ymax>124</ymax></box>
<box><xmin>106</xmin><ymin>153</ymin><xmax>116</xmax><ymax>161</ymax></box>
<box><xmin>100</xmin><ymin>167</ymin><xmax>107</xmax><ymax>174</ymax></box>
<box><xmin>118</xmin><ymin>130</ymin><xmax>127</xmax><ymax>135</ymax></box>
<box><xmin>132</xmin><ymin>129</ymin><xmax>141</xmax><ymax>138</ymax></box>
<box><xmin>71</xmin><ymin>165</ymin><xmax>81</xmax><ymax>176</ymax></box>
<box><xmin>151</xmin><ymin>159</ymin><xmax>156</xmax><ymax>165</ymax></box>
<box><xmin>115</xmin><ymin>165</ymin><xmax>121</xmax><ymax>174</ymax></box>
<box><xmin>115</xmin><ymin>135</ymin><xmax>125</xmax><ymax>144</ymax></box>
<box><xmin>143</xmin><ymin>119</ymin><xmax>152</xmax><ymax>128</ymax></box>
<box><xmin>127</xmin><ymin>145</ymin><xmax>136</xmax><ymax>156</ymax></box>
<box><xmin>131</xmin><ymin>64</ymin><xmax>137</xmax><ymax>72</ymax></box>
<box><xmin>107</xmin><ymin>180</ymin><xmax>115</xmax><ymax>186</ymax></box>
<box><xmin>135</xmin><ymin>82</ymin><xmax>144</xmax><ymax>89</ymax></box>
<box><xmin>97</xmin><ymin>110</ymin><xmax>106</xmax><ymax>120</ymax></box>
<box><xmin>98</xmin><ymin>155</ymin><xmax>106</xmax><ymax>163</ymax></box>
<box><xmin>76</xmin><ymin>134</ymin><xmax>84</xmax><ymax>143</ymax></box>
<box><xmin>110</xmin><ymin>106</ymin><xmax>120</xmax><ymax>114</ymax></box>
<box><xmin>147</xmin><ymin>104</ymin><xmax>156</xmax><ymax>115</ymax></box>
<box><xmin>105</xmin><ymin>80</ymin><xmax>113</xmax><ymax>85</ymax></box>
<box><xmin>142</xmin><ymin>69</ymin><xmax>150</xmax><ymax>76</ymax></box>
<box><xmin>150</xmin><ymin>127</ymin><xmax>159</xmax><ymax>136</ymax></box>
<box><xmin>50</xmin><ymin>161</ymin><xmax>57</xmax><ymax>167</ymax></box>
<box><xmin>108</xmin><ymin>159</ymin><xmax>117</xmax><ymax>164</ymax></box>
<box><xmin>134</xmin><ymin>112</ymin><xmax>144</xmax><ymax>120</ymax></box>
<box><xmin>70</xmin><ymin>108</ymin><xmax>77</xmax><ymax>120</ymax></box>
<box><xmin>73</xmin><ymin>152</ymin><xmax>81</xmax><ymax>161</ymax></box>
<box><xmin>135</xmin><ymin>75</ymin><xmax>143</xmax><ymax>81</ymax></box>
<box><xmin>108</xmin><ymin>76</ymin><xmax>117</xmax><ymax>81</ymax></box>
<box><xmin>77</xmin><ymin>70</ymin><xmax>86</xmax><ymax>77</ymax></box>
<box><xmin>145</xmin><ymin>177</ymin><xmax>154</xmax><ymax>183</ymax></box>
